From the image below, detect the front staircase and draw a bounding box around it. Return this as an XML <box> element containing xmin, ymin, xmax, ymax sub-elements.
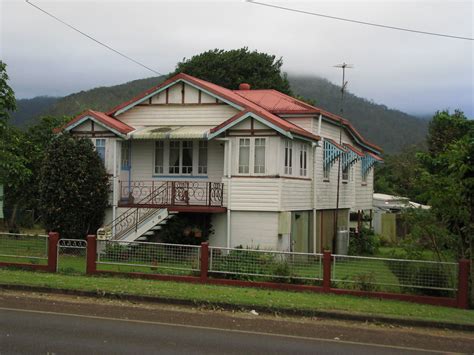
<box><xmin>98</xmin><ymin>183</ymin><xmax>177</xmax><ymax>242</ymax></box>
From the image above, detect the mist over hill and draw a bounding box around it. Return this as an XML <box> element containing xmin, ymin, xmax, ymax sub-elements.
<box><xmin>11</xmin><ymin>75</ymin><xmax>428</xmax><ymax>154</ymax></box>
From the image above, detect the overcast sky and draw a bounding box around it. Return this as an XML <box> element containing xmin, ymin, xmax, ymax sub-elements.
<box><xmin>1</xmin><ymin>0</ymin><xmax>473</xmax><ymax>117</ymax></box>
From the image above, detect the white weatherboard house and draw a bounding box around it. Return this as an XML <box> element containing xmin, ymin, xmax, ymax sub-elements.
<box><xmin>60</xmin><ymin>73</ymin><xmax>383</xmax><ymax>253</ymax></box>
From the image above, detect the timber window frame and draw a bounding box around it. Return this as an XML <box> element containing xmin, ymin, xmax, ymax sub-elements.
<box><xmin>284</xmin><ymin>140</ymin><xmax>293</xmax><ymax>175</ymax></box>
<box><xmin>95</xmin><ymin>138</ymin><xmax>106</xmax><ymax>164</ymax></box>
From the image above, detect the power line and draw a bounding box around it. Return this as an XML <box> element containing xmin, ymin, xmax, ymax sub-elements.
<box><xmin>247</xmin><ymin>0</ymin><xmax>473</xmax><ymax>41</ymax></box>
<box><xmin>25</xmin><ymin>0</ymin><xmax>164</xmax><ymax>75</ymax></box>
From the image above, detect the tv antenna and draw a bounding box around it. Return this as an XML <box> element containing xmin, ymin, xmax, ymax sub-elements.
<box><xmin>332</xmin><ymin>62</ymin><xmax>353</xmax><ymax>252</ymax></box>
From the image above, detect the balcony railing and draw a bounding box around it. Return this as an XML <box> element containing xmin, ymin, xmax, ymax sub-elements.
<box><xmin>119</xmin><ymin>180</ymin><xmax>224</xmax><ymax>207</ymax></box>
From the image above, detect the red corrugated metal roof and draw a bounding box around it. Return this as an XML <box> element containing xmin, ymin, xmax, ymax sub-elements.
<box><xmin>233</xmin><ymin>88</ymin><xmax>382</xmax><ymax>153</ymax></box>
<box><xmin>344</xmin><ymin>143</ymin><xmax>365</xmax><ymax>157</ymax></box>
<box><xmin>59</xmin><ymin>109</ymin><xmax>134</xmax><ymax>135</ymax></box>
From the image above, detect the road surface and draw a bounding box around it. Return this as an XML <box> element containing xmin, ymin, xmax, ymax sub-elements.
<box><xmin>0</xmin><ymin>291</ymin><xmax>472</xmax><ymax>354</ymax></box>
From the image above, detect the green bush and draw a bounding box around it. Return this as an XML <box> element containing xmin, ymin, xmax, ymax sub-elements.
<box><xmin>39</xmin><ymin>134</ymin><xmax>109</xmax><ymax>239</ymax></box>
<box><xmin>348</xmin><ymin>227</ymin><xmax>380</xmax><ymax>255</ymax></box>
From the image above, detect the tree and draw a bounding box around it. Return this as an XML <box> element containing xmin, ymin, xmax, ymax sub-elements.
<box><xmin>39</xmin><ymin>134</ymin><xmax>109</xmax><ymax>239</ymax></box>
<box><xmin>0</xmin><ymin>60</ymin><xmax>16</xmax><ymax>125</ymax></box>
<box><xmin>171</xmin><ymin>48</ymin><xmax>293</xmax><ymax>95</ymax></box>
<box><xmin>426</xmin><ymin>110</ymin><xmax>471</xmax><ymax>157</ymax></box>
<box><xmin>374</xmin><ymin>144</ymin><xmax>426</xmax><ymax>203</ymax></box>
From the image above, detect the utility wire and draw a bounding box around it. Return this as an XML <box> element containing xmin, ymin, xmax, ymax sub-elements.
<box><xmin>25</xmin><ymin>0</ymin><xmax>164</xmax><ymax>75</ymax></box>
<box><xmin>247</xmin><ymin>0</ymin><xmax>473</xmax><ymax>41</ymax></box>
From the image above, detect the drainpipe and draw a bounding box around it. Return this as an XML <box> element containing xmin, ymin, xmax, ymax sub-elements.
<box><xmin>216</xmin><ymin>138</ymin><xmax>232</xmax><ymax>248</ymax></box>
<box><xmin>112</xmin><ymin>139</ymin><xmax>118</xmax><ymax>237</ymax></box>
<box><xmin>312</xmin><ymin>141</ymin><xmax>319</xmax><ymax>253</ymax></box>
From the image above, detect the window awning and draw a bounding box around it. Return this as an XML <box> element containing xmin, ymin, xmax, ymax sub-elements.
<box><xmin>131</xmin><ymin>126</ymin><xmax>211</xmax><ymax>140</ymax></box>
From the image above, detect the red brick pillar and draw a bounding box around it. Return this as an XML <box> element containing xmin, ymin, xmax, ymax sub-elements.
<box><xmin>323</xmin><ymin>250</ymin><xmax>332</xmax><ymax>291</ymax></box>
<box><xmin>47</xmin><ymin>232</ymin><xmax>59</xmax><ymax>273</ymax></box>
<box><xmin>457</xmin><ymin>259</ymin><xmax>470</xmax><ymax>309</ymax></box>
<box><xmin>200</xmin><ymin>242</ymin><xmax>209</xmax><ymax>282</ymax></box>
<box><xmin>86</xmin><ymin>235</ymin><xmax>97</xmax><ymax>275</ymax></box>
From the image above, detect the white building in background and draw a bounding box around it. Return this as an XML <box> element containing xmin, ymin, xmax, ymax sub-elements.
<box><xmin>60</xmin><ymin>73</ymin><xmax>383</xmax><ymax>253</ymax></box>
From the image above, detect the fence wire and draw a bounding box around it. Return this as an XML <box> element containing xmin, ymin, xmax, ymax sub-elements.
<box><xmin>97</xmin><ymin>240</ymin><xmax>200</xmax><ymax>275</ymax></box>
<box><xmin>0</xmin><ymin>233</ymin><xmax>48</xmax><ymax>264</ymax></box>
<box><xmin>332</xmin><ymin>254</ymin><xmax>458</xmax><ymax>294</ymax></box>
<box><xmin>209</xmin><ymin>246</ymin><xmax>323</xmax><ymax>282</ymax></box>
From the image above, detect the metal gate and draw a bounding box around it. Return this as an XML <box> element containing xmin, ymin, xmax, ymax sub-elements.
<box><xmin>57</xmin><ymin>239</ymin><xmax>87</xmax><ymax>274</ymax></box>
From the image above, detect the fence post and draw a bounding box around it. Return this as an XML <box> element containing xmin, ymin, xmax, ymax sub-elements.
<box><xmin>457</xmin><ymin>259</ymin><xmax>470</xmax><ymax>309</ymax></box>
<box><xmin>323</xmin><ymin>250</ymin><xmax>332</xmax><ymax>291</ymax></box>
<box><xmin>200</xmin><ymin>242</ymin><xmax>209</xmax><ymax>282</ymax></box>
<box><xmin>47</xmin><ymin>232</ymin><xmax>59</xmax><ymax>273</ymax></box>
<box><xmin>86</xmin><ymin>235</ymin><xmax>97</xmax><ymax>275</ymax></box>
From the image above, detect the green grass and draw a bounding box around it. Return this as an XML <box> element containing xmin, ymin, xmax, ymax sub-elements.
<box><xmin>0</xmin><ymin>268</ymin><xmax>472</xmax><ymax>326</ymax></box>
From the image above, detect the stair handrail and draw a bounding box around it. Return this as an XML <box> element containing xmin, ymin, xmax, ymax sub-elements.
<box><xmin>101</xmin><ymin>182</ymin><xmax>169</xmax><ymax>240</ymax></box>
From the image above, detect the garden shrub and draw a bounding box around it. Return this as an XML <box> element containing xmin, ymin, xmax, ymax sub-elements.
<box><xmin>39</xmin><ymin>134</ymin><xmax>109</xmax><ymax>239</ymax></box>
<box><xmin>387</xmin><ymin>260</ymin><xmax>455</xmax><ymax>297</ymax></box>
<box><xmin>349</xmin><ymin>227</ymin><xmax>380</xmax><ymax>255</ymax></box>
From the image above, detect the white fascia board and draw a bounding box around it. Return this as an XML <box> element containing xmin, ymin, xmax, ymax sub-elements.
<box><xmin>114</xmin><ymin>79</ymin><xmax>244</xmax><ymax>116</ymax></box>
<box><xmin>207</xmin><ymin>112</ymin><xmax>293</xmax><ymax>140</ymax></box>
<box><xmin>65</xmin><ymin>116</ymin><xmax>129</xmax><ymax>139</ymax></box>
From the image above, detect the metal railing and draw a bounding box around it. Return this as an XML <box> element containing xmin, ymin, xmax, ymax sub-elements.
<box><xmin>332</xmin><ymin>254</ymin><xmax>458</xmax><ymax>292</ymax></box>
<box><xmin>209</xmin><ymin>246</ymin><xmax>323</xmax><ymax>281</ymax></box>
<box><xmin>102</xmin><ymin>183</ymin><xmax>169</xmax><ymax>240</ymax></box>
<box><xmin>119</xmin><ymin>180</ymin><xmax>224</xmax><ymax>207</ymax></box>
<box><xmin>0</xmin><ymin>232</ymin><xmax>48</xmax><ymax>264</ymax></box>
<box><xmin>96</xmin><ymin>240</ymin><xmax>201</xmax><ymax>275</ymax></box>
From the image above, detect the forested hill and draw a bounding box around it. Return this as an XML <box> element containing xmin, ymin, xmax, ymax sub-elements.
<box><xmin>290</xmin><ymin>76</ymin><xmax>428</xmax><ymax>153</ymax></box>
<box><xmin>12</xmin><ymin>75</ymin><xmax>428</xmax><ymax>153</ymax></box>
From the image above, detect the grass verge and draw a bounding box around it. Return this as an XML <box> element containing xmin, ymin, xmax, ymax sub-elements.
<box><xmin>0</xmin><ymin>268</ymin><xmax>472</xmax><ymax>326</ymax></box>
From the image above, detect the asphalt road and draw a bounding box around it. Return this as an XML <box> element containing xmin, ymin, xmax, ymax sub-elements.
<box><xmin>0</xmin><ymin>291</ymin><xmax>472</xmax><ymax>354</ymax></box>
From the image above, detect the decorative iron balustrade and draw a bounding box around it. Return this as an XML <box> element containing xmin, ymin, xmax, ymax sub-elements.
<box><xmin>119</xmin><ymin>180</ymin><xmax>224</xmax><ymax>207</ymax></box>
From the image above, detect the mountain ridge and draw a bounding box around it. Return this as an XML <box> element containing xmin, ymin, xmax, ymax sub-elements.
<box><xmin>11</xmin><ymin>75</ymin><xmax>428</xmax><ymax>154</ymax></box>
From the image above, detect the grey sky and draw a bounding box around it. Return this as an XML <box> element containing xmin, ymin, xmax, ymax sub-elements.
<box><xmin>1</xmin><ymin>0</ymin><xmax>473</xmax><ymax>117</ymax></box>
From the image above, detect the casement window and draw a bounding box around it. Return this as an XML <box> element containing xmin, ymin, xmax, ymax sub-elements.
<box><xmin>121</xmin><ymin>141</ymin><xmax>131</xmax><ymax>170</ymax></box>
<box><xmin>154</xmin><ymin>141</ymin><xmax>164</xmax><ymax>174</ymax></box>
<box><xmin>284</xmin><ymin>140</ymin><xmax>293</xmax><ymax>175</ymax></box>
<box><xmin>238</xmin><ymin>138</ymin><xmax>250</xmax><ymax>174</ymax></box>
<box><xmin>342</xmin><ymin>165</ymin><xmax>349</xmax><ymax>181</ymax></box>
<box><xmin>254</xmin><ymin>138</ymin><xmax>266</xmax><ymax>174</ymax></box>
<box><xmin>168</xmin><ymin>140</ymin><xmax>193</xmax><ymax>175</ymax></box>
<box><xmin>299</xmin><ymin>144</ymin><xmax>307</xmax><ymax>176</ymax></box>
<box><xmin>95</xmin><ymin>139</ymin><xmax>106</xmax><ymax>164</ymax></box>
<box><xmin>362</xmin><ymin>169</ymin><xmax>368</xmax><ymax>183</ymax></box>
<box><xmin>198</xmin><ymin>141</ymin><xmax>208</xmax><ymax>174</ymax></box>
<box><xmin>323</xmin><ymin>147</ymin><xmax>330</xmax><ymax>180</ymax></box>
<box><xmin>181</xmin><ymin>141</ymin><xmax>193</xmax><ymax>174</ymax></box>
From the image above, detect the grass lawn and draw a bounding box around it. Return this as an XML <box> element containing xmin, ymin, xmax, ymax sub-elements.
<box><xmin>0</xmin><ymin>268</ymin><xmax>472</xmax><ymax>326</ymax></box>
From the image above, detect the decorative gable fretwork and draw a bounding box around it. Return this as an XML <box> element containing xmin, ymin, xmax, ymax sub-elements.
<box><xmin>323</xmin><ymin>139</ymin><xmax>346</xmax><ymax>170</ymax></box>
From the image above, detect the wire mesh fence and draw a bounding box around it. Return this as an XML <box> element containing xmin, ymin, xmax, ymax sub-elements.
<box><xmin>96</xmin><ymin>240</ymin><xmax>201</xmax><ymax>276</ymax></box>
<box><xmin>0</xmin><ymin>232</ymin><xmax>48</xmax><ymax>265</ymax></box>
<box><xmin>57</xmin><ymin>239</ymin><xmax>87</xmax><ymax>274</ymax></box>
<box><xmin>332</xmin><ymin>254</ymin><xmax>458</xmax><ymax>296</ymax></box>
<box><xmin>209</xmin><ymin>246</ymin><xmax>323</xmax><ymax>283</ymax></box>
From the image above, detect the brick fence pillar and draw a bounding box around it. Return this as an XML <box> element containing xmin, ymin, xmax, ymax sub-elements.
<box><xmin>323</xmin><ymin>250</ymin><xmax>332</xmax><ymax>291</ymax></box>
<box><xmin>47</xmin><ymin>232</ymin><xmax>59</xmax><ymax>273</ymax></box>
<box><xmin>86</xmin><ymin>235</ymin><xmax>97</xmax><ymax>275</ymax></box>
<box><xmin>457</xmin><ymin>259</ymin><xmax>470</xmax><ymax>309</ymax></box>
<box><xmin>200</xmin><ymin>242</ymin><xmax>209</xmax><ymax>282</ymax></box>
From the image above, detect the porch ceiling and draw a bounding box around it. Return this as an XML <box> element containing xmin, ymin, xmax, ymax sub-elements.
<box><xmin>131</xmin><ymin>126</ymin><xmax>212</xmax><ymax>140</ymax></box>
